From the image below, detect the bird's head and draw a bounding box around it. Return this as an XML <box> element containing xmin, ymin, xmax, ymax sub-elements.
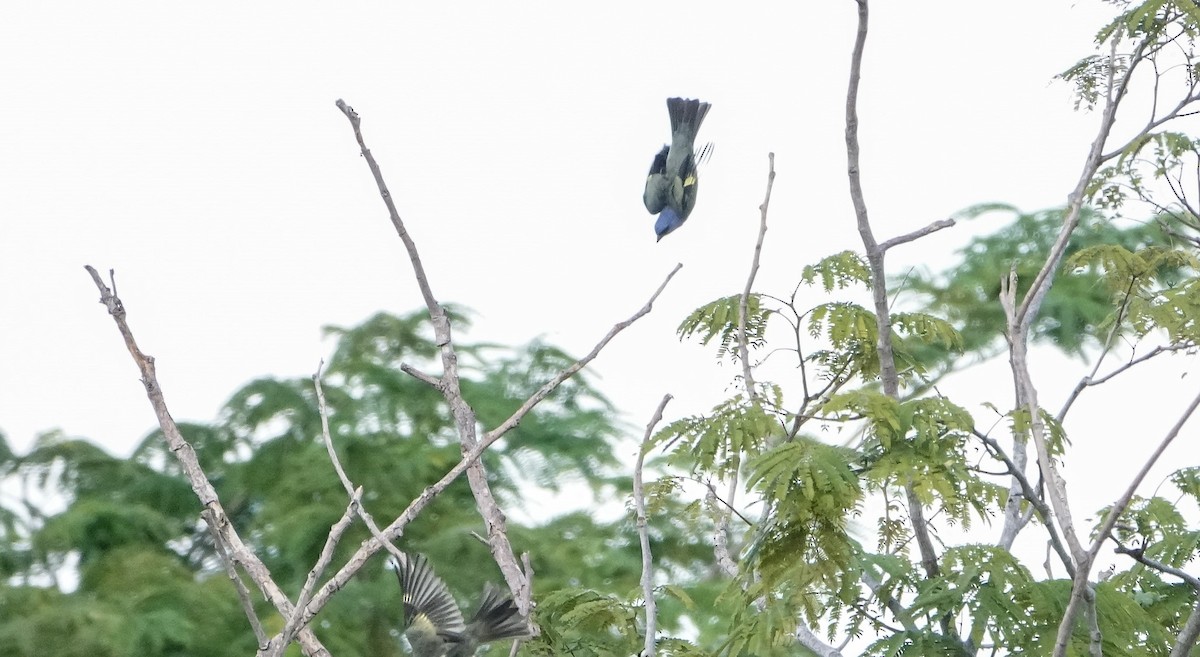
<box><xmin>655</xmin><ymin>207</ymin><xmax>685</xmax><ymax>241</ymax></box>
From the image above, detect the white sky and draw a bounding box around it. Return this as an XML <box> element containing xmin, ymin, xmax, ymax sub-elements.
<box><xmin>3</xmin><ymin>1</ymin><xmax>1198</xmax><ymax>581</ymax></box>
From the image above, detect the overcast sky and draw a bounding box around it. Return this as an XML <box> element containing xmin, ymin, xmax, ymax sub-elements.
<box><xmin>3</xmin><ymin>1</ymin><xmax>1197</xmax><ymax>576</ymax></box>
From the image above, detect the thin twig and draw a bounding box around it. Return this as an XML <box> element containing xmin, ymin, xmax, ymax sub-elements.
<box><xmin>202</xmin><ymin>509</ymin><xmax>269</xmax><ymax>653</ymax></box>
<box><xmin>737</xmin><ymin>153</ymin><xmax>775</xmax><ymax>398</ymax></box>
<box><xmin>878</xmin><ymin>217</ymin><xmax>956</xmax><ymax>252</ymax></box>
<box><xmin>975</xmin><ymin>429</ymin><xmax>1074</xmax><ymax>576</ymax></box>
<box><xmin>633</xmin><ymin>394</ymin><xmax>673</xmax><ymax>657</ymax></box>
<box><xmin>275</xmin><ymin>489</ymin><xmax>362</xmax><ymax>656</ymax></box>
<box><xmin>1058</xmin><ymin>343</ymin><xmax>1192</xmax><ymax>420</ymax></box>
<box><xmin>312</xmin><ymin>362</ymin><xmax>408</xmax><ymax>563</ymax></box>
<box><xmin>486</xmin><ymin>263</ymin><xmax>683</xmax><ymax>442</ymax></box>
<box><xmin>1112</xmin><ymin>538</ymin><xmax>1200</xmax><ymax>590</ymax></box>
<box><xmin>694</xmin><ymin>477</ymin><xmax>754</xmax><ymax>526</ymax></box>
<box><xmin>1056</xmin><ymin>280</ymin><xmax>1136</xmax><ymax>421</ymax></box>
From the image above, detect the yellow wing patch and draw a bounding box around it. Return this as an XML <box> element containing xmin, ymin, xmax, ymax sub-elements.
<box><xmin>684</xmin><ymin>175</ymin><xmax>696</xmax><ymax>187</ymax></box>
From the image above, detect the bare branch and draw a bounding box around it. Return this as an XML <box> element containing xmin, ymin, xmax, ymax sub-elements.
<box><xmin>1017</xmin><ymin>35</ymin><xmax>1150</xmax><ymax>330</ymax></box>
<box><xmin>399</xmin><ymin>363</ymin><xmax>443</xmax><ymax>390</ymax></box>
<box><xmin>1085</xmin><ymin>586</ymin><xmax>1102</xmax><ymax>657</ymax></box>
<box><xmin>202</xmin><ymin>509</ymin><xmax>269</xmax><ymax>654</ymax></box>
<box><xmin>878</xmin><ymin>217</ymin><xmax>956</xmax><ymax>252</ymax></box>
<box><xmin>337</xmin><ymin>100</ymin><xmax>679</xmax><ymax>612</ymax></box>
<box><xmin>312</xmin><ymin>363</ymin><xmax>408</xmax><ymax>564</ymax></box>
<box><xmin>633</xmin><ymin>394</ymin><xmax>673</xmax><ymax>657</ymax></box>
<box><xmin>795</xmin><ymin>624</ymin><xmax>845</xmax><ymax>657</ymax></box>
<box><xmin>844</xmin><ymin>0</ymin><xmax>940</xmax><ymax>585</ymax></box>
<box><xmin>275</xmin><ymin>489</ymin><xmax>362</xmax><ymax>656</ymax></box>
<box><xmin>1058</xmin><ymin>343</ymin><xmax>1193</xmax><ymax>420</ymax></box>
<box><xmin>84</xmin><ymin>265</ymin><xmax>331</xmax><ymax>657</ymax></box>
<box><xmin>335</xmin><ymin>101</ymin><xmax>528</xmax><ymax>595</ymax></box>
<box><xmin>860</xmin><ymin>569</ymin><xmax>919</xmax><ymax>634</ymax></box>
<box><xmin>293</xmin><ymin>261</ymin><xmax>684</xmax><ymax>629</ymax></box>
<box><xmin>487</xmin><ymin>263</ymin><xmax>683</xmax><ymax>441</ymax></box>
<box><xmin>975</xmin><ymin>429</ymin><xmax>1074</xmax><ymax>577</ymax></box>
<box><xmin>737</xmin><ymin>153</ymin><xmax>775</xmax><ymax>398</ymax></box>
<box><xmin>707</xmin><ymin>482</ymin><xmax>739</xmax><ymax>579</ymax></box>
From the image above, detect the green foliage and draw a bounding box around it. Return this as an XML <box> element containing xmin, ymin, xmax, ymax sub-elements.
<box><xmin>651</xmin><ymin>392</ymin><xmax>782</xmax><ymax>478</ymax></box>
<box><xmin>1069</xmin><ymin>241</ymin><xmax>1200</xmax><ymax>344</ymax></box>
<box><xmin>527</xmin><ymin>588</ymin><xmax>641</xmax><ymax>657</ymax></box>
<box><xmin>743</xmin><ymin>437</ymin><xmax>862</xmax><ymax>585</ymax></box>
<box><xmin>677</xmin><ymin>293</ymin><xmax>769</xmax><ymax>361</ymax></box>
<box><xmin>808</xmin><ymin>301</ymin><xmax>883</xmax><ymax>381</ymax></box>
<box><xmin>897</xmin><ymin>205</ymin><xmax>1178</xmax><ymax>361</ymax></box>
<box><xmin>802</xmin><ymin>250</ymin><xmax>873</xmax><ymax>292</ymax></box>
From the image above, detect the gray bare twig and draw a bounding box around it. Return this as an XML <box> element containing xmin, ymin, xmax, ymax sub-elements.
<box><xmin>633</xmin><ymin>394</ymin><xmax>673</xmax><ymax>657</ymax></box>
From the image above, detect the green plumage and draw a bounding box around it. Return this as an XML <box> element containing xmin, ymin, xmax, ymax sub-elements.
<box><xmin>397</xmin><ymin>555</ymin><xmax>529</xmax><ymax>657</ymax></box>
<box><xmin>643</xmin><ymin>97</ymin><xmax>712</xmax><ymax>238</ymax></box>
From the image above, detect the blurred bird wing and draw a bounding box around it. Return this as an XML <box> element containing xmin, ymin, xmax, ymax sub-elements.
<box><xmin>644</xmin><ymin>145</ymin><xmax>671</xmax><ymax>214</ymax></box>
<box><xmin>396</xmin><ymin>555</ymin><xmax>467</xmax><ymax>638</ymax></box>
<box><xmin>647</xmin><ymin>144</ymin><xmax>669</xmax><ymax>176</ymax></box>
<box><xmin>467</xmin><ymin>582</ymin><xmax>530</xmax><ymax>643</ymax></box>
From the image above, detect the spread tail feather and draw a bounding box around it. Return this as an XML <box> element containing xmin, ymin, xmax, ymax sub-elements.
<box><xmin>667</xmin><ymin>97</ymin><xmax>711</xmax><ymax>141</ymax></box>
<box><xmin>468</xmin><ymin>582</ymin><xmax>529</xmax><ymax>643</ymax></box>
<box><xmin>396</xmin><ymin>555</ymin><xmax>466</xmax><ymax>639</ymax></box>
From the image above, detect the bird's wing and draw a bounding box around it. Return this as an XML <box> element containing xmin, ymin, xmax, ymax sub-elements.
<box><xmin>644</xmin><ymin>145</ymin><xmax>670</xmax><ymax>214</ymax></box>
<box><xmin>466</xmin><ymin>582</ymin><xmax>529</xmax><ymax>643</ymax></box>
<box><xmin>647</xmin><ymin>144</ymin><xmax>669</xmax><ymax>176</ymax></box>
<box><xmin>396</xmin><ymin>555</ymin><xmax>467</xmax><ymax>639</ymax></box>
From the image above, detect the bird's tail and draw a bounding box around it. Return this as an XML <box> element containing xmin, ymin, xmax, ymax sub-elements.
<box><xmin>667</xmin><ymin>97</ymin><xmax>711</xmax><ymax>143</ymax></box>
<box><xmin>468</xmin><ymin>583</ymin><xmax>530</xmax><ymax>643</ymax></box>
<box><xmin>397</xmin><ymin>555</ymin><xmax>466</xmax><ymax>640</ymax></box>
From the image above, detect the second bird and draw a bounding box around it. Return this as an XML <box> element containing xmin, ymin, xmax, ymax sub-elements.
<box><xmin>643</xmin><ymin>97</ymin><xmax>712</xmax><ymax>241</ymax></box>
<box><xmin>397</xmin><ymin>554</ymin><xmax>529</xmax><ymax>657</ymax></box>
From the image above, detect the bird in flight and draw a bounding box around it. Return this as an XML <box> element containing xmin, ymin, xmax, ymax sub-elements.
<box><xmin>396</xmin><ymin>554</ymin><xmax>530</xmax><ymax>657</ymax></box>
<box><xmin>643</xmin><ymin>97</ymin><xmax>712</xmax><ymax>241</ymax></box>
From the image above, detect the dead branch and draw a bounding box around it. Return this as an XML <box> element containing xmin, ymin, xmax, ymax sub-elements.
<box><xmin>84</xmin><ymin>265</ymin><xmax>331</xmax><ymax>657</ymax></box>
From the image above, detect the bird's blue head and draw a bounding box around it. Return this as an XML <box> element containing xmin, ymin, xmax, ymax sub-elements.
<box><xmin>655</xmin><ymin>207</ymin><xmax>685</xmax><ymax>242</ymax></box>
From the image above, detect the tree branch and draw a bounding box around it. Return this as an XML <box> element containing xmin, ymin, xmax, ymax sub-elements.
<box><xmin>336</xmin><ymin>100</ymin><xmax>680</xmax><ymax>614</ymax></box>
<box><xmin>486</xmin><ymin>263</ymin><xmax>683</xmax><ymax>442</ymax></box>
<box><xmin>274</xmin><ymin>490</ymin><xmax>361</xmax><ymax>656</ymax></box>
<box><xmin>1171</xmin><ymin>598</ymin><xmax>1200</xmax><ymax>657</ymax></box>
<box><xmin>844</xmin><ymin>0</ymin><xmax>940</xmax><ymax>586</ymax></box>
<box><xmin>292</xmin><ymin>260</ymin><xmax>683</xmax><ymax>629</ymax></box>
<box><xmin>1017</xmin><ymin>34</ymin><xmax>1148</xmax><ymax>330</ymax></box>
<box><xmin>633</xmin><ymin>394</ymin><xmax>673</xmax><ymax>657</ymax></box>
<box><xmin>335</xmin><ymin>99</ymin><xmax>531</xmax><ymax>603</ymax></box>
<box><xmin>1054</xmin><ymin>387</ymin><xmax>1200</xmax><ymax>653</ymax></box>
<box><xmin>312</xmin><ymin>363</ymin><xmax>408</xmax><ymax>563</ymax></box>
<box><xmin>976</xmin><ymin>429</ymin><xmax>1074</xmax><ymax>576</ymax></box>
<box><xmin>202</xmin><ymin>509</ymin><xmax>269</xmax><ymax>654</ymax></box>
<box><xmin>737</xmin><ymin>153</ymin><xmax>775</xmax><ymax>398</ymax></box>
<box><xmin>1112</xmin><ymin>538</ymin><xmax>1200</xmax><ymax>590</ymax></box>
<box><xmin>84</xmin><ymin>265</ymin><xmax>331</xmax><ymax>657</ymax></box>
<box><xmin>877</xmin><ymin>217</ymin><xmax>956</xmax><ymax>252</ymax></box>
